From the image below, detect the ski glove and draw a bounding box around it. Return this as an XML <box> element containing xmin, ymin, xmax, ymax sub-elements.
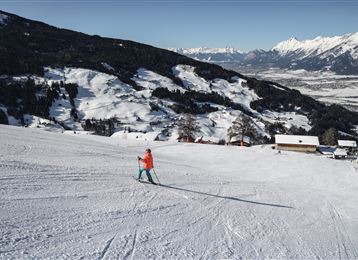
<box><xmin>137</xmin><ymin>156</ymin><xmax>142</xmax><ymax>160</ymax></box>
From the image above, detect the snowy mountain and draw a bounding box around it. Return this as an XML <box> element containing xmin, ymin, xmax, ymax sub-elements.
<box><xmin>272</xmin><ymin>33</ymin><xmax>358</xmax><ymax>59</ymax></box>
<box><xmin>169</xmin><ymin>47</ymin><xmax>243</xmax><ymax>62</ymax></box>
<box><xmin>264</xmin><ymin>33</ymin><xmax>358</xmax><ymax>74</ymax></box>
<box><xmin>173</xmin><ymin>33</ymin><xmax>358</xmax><ymax>74</ymax></box>
<box><xmin>1</xmin><ymin>10</ymin><xmax>358</xmax><ymax>141</ymax></box>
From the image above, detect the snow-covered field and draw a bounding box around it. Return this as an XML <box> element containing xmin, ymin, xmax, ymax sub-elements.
<box><xmin>223</xmin><ymin>65</ymin><xmax>358</xmax><ymax>112</ymax></box>
<box><xmin>1</xmin><ymin>125</ymin><xmax>358</xmax><ymax>259</ymax></box>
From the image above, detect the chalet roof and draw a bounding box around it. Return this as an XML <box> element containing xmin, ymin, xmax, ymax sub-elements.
<box><xmin>228</xmin><ymin>135</ymin><xmax>251</xmax><ymax>144</ymax></box>
<box><xmin>194</xmin><ymin>136</ymin><xmax>220</xmax><ymax>143</ymax></box>
<box><xmin>275</xmin><ymin>134</ymin><xmax>319</xmax><ymax>146</ymax></box>
<box><xmin>194</xmin><ymin>136</ymin><xmax>202</xmax><ymax>143</ymax></box>
<box><xmin>317</xmin><ymin>146</ymin><xmax>336</xmax><ymax>155</ymax></box>
<box><xmin>338</xmin><ymin>140</ymin><xmax>357</xmax><ymax>148</ymax></box>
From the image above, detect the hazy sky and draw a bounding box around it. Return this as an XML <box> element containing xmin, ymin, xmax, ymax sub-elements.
<box><xmin>1</xmin><ymin>0</ymin><xmax>357</xmax><ymax>51</ymax></box>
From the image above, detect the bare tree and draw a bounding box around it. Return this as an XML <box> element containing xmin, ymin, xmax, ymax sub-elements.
<box><xmin>227</xmin><ymin>114</ymin><xmax>256</xmax><ymax>145</ymax></box>
<box><xmin>178</xmin><ymin>114</ymin><xmax>201</xmax><ymax>142</ymax></box>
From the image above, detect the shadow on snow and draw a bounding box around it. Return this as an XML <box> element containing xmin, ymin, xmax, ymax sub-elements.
<box><xmin>158</xmin><ymin>184</ymin><xmax>294</xmax><ymax>209</ymax></box>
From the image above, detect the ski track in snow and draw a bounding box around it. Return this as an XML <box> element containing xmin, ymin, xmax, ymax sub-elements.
<box><xmin>1</xmin><ymin>125</ymin><xmax>358</xmax><ymax>259</ymax></box>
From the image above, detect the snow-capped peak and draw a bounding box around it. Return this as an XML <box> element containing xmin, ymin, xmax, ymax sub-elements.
<box><xmin>169</xmin><ymin>47</ymin><xmax>242</xmax><ymax>55</ymax></box>
<box><xmin>272</xmin><ymin>32</ymin><xmax>358</xmax><ymax>58</ymax></box>
<box><xmin>169</xmin><ymin>47</ymin><xmax>243</xmax><ymax>62</ymax></box>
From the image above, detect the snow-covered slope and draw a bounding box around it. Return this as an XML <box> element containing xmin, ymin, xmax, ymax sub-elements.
<box><xmin>14</xmin><ymin>65</ymin><xmax>313</xmax><ymax>141</ymax></box>
<box><xmin>1</xmin><ymin>125</ymin><xmax>358</xmax><ymax>259</ymax></box>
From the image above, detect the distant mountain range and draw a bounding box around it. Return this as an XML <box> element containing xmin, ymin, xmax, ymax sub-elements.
<box><xmin>1</xmin><ymin>10</ymin><xmax>358</xmax><ymax>141</ymax></box>
<box><xmin>168</xmin><ymin>47</ymin><xmax>244</xmax><ymax>63</ymax></box>
<box><xmin>171</xmin><ymin>33</ymin><xmax>358</xmax><ymax>74</ymax></box>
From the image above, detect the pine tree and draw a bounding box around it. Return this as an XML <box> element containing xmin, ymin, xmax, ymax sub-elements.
<box><xmin>227</xmin><ymin>114</ymin><xmax>256</xmax><ymax>145</ymax></box>
<box><xmin>178</xmin><ymin>114</ymin><xmax>200</xmax><ymax>141</ymax></box>
<box><xmin>322</xmin><ymin>127</ymin><xmax>338</xmax><ymax>146</ymax></box>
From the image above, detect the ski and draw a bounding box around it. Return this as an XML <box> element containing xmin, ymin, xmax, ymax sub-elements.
<box><xmin>132</xmin><ymin>176</ymin><xmax>157</xmax><ymax>185</ymax></box>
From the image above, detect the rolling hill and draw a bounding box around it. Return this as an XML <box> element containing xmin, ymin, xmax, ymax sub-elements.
<box><xmin>1</xmin><ymin>10</ymin><xmax>358</xmax><ymax>142</ymax></box>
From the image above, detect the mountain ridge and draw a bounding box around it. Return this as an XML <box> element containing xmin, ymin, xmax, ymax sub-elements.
<box><xmin>171</xmin><ymin>32</ymin><xmax>358</xmax><ymax>74</ymax></box>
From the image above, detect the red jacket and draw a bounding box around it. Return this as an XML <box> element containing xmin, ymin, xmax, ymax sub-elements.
<box><xmin>141</xmin><ymin>152</ymin><xmax>154</xmax><ymax>170</ymax></box>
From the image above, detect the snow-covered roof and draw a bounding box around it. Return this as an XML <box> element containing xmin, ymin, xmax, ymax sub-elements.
<box><xmin>194</xmin><ymin>136</ymin><xmax>220</xmax><ymax>143</ymax></box>
<box><xmin>194</xmin><ymin>136</ymin><xmax>203</xmax><ymax>143</ymax></box>
<box><xmin>338</xmin><ymin>140</ymin><xmax>357</xmax><ymax>148</ymax></box>
<box><xmin>317</xmin><ymin>146</ymin><xmax>336</xmax><ymax>155</ymax></box>
<box><xmin>229</xmin><ymin>135</ymin><xmax>251</xmax><ymax>144</ymax></box>
<box><xmin>334</xmin><ymin>148</ymin><xmax>347</xmax><ymax>156</ymax></box>
<box><xmin>275</xmin><ymin>134</ymin><xmax>319</xmax><ymax>146</ymax></box>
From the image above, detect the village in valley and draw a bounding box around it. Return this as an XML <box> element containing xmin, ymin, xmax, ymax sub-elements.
<box><xmin>168</xmin><ymin>113</ymin><xmax>358</xmax><ymax>161</ymax></box>
<box><xmin>67</xmin><ymin>119</ymin><xmax>358</xmax><ymax>162</ymax></box>
<box><xmin>186</xmin><ymin>133</ymin><xmax>358</xmax><ymax>162</ymax></box>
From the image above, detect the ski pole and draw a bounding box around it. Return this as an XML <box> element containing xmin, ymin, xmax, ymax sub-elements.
<box><xmin>137</xmin><ymin>158</ymin><xmax>141</xmax><ymax>179</ymax></box>
<box><xmin>153</xmin><ymin>168</ymin><xmax>161</xmax><ymax>185</ymax></box>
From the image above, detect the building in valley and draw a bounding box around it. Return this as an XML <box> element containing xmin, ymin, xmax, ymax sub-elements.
<box><xmin>275</xmin><ymin>134</ymin><xmax>319</xmax><ymax>153</ymax></box>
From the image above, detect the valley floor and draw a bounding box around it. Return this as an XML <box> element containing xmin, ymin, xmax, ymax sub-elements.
<box><xmin>1</xmin><ymin>125</ymin><xmax>358</xmax><ymax>259</ymax></box>
<box><xmin>223</xmin><ymin>64</ymin><xmax>358</xmax><ymax>112</ymax></box>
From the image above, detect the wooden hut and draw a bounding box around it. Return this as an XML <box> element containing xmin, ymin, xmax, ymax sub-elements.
<box><xmin>275</xmin><ymin>134</ymin><xmax>319</xmax><ymax>153</ymax></box>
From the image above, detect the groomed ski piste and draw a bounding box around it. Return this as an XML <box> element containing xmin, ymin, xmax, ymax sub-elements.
<box><xmin>1</xmin><ymin>125</ymin><xmax>358</xmax><ymax>259</ymax></box>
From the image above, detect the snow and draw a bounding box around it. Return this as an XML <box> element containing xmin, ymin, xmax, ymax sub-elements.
<box><xmin>1</xmin><ymin>125</ymin><xmax>358</xmax><ymax>259</ymax></box>
<box><xmin>273</xmin><ymin>32</ymin><xmax>358</xmax><ymax>59</ymax></box>
<box><xmin>171</xmin><ymin>65</ymin><xmax>256</xmax><ymax>111</ymax></box>
<box><xmin>238</xmin><ymin>67</ymin><xmax>358</xmax><ymax>113</ymax></box>
<box><xmin>0</xmin><ymin>106</ymin><xmax>19</xmax><ymax>125</ymax></box>
<box><xmin>317</xmin><ymin>145</ymin><xmax>336</xmax><ymax>155</ymax></box>
<box><xmin>270</xmin><ymin>83</ymin><xmax>288</xmax><ymax>92</ymax></box>
<box><xmin>132</xmin><ymin>68</ymin><xmax>183</xmax><ymax>92</ymax></box>
<box><xmin>338</xmin><ymin>140</ymin><xmax>357</xmax><ymax>148</ymax></box>
<box><xmin>170</xmin><ymin>47</ymin><xmax>242</xmax><ymax>55</ymax></box>
<box><xmin>169</xmin><ymin>47</ymin><xmax>243</xmax><ymax>62</ymax></box>
<box><xmin>7</xmin><ymin>66</ymin><xmax>322</xmax><ymax>141</ymax></box>
<box><xmin>333</xmin><ymin>148</ymin><xmax>348</xmax><ymax>157</ymax></box>
<box><xmin>101</xmin><ymin>62</ymin><xmax>115</xmax><ymax>71</ymax></box>
<box><xmin>210</xmin><ymin>77</ymin><xmax>258</xmax><ymax>112</ymax></box>
<box><xmin>228</xmin><ymin>134</ymin><xmax>251</xmax><ymax>144</ymax></box>
<box><xmin>275</xmin><ymin>134</ymin><xmax>320</xmax><ymax>146</ymax></box>
<box><xmin>262</xmin><ymin>110</ymin><xmax>312</xmax><ymax>131</ymax></box>
<box><xmin>172</xmin><ymin>65</ymin><xmax>211</xmax><ymax>92</ymax></box>
<box><xmin>41</xmin><ymin>67</ymin><xmax>263</xmax><ymax>139</ymax></box>
<box><xmin>0</xmin><ymin>13</ymin><xmax>8</xmax><ymax>26</ymax></box>
<box><xmin>23</xmin><ymin>114</ymin><xmax>64</xmax><ymax>132</ymax></box>
<box><xmin>171</xmin><ymin>32</ymin><xmax>358</xmax><ymax>62</ymax></box>
<box><xmin>45</xmin><ymin>67</ymin><xmax>161</xmax><ymax>131</ymax></box>
<box><xmin>111</xmin><ymin>130</ymin><xmax>160</xmax><ymax>141</ymax></box>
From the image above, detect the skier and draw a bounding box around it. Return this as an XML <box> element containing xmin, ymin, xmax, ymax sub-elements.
<box><xmin>136</xmin><ymin>148</ymin><xmax>155</xmax><ymax>184</ymax></box>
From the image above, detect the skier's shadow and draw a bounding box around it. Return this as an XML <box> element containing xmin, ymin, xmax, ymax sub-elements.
<box><xmin>159</xmin><ymin>184</ymin><xmax>293</xmax><ymax>209</ymax></box>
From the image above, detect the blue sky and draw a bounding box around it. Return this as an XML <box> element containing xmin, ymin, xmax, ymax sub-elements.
<box><xmin>1</xmin><ymin>0</ymin><xmax>357</xmax><ymax>51</ymax></box>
